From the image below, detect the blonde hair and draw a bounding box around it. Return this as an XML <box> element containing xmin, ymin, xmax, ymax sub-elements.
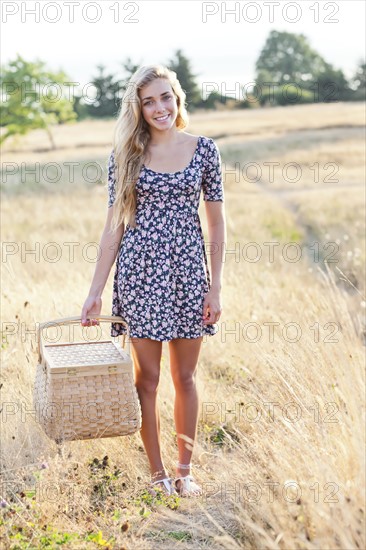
<box><xmin>109</xmin><ymin>64</ymin><xmax>189</xmax><ymax>233</ymax></box>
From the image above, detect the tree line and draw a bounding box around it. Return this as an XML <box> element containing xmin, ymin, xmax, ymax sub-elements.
<box><xmin>1</xmin><ymin>30</ymin><xmax>365</xmax><ymax>147</ymax></box>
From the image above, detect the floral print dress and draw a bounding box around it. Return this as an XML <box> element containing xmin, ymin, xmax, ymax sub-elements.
<box><xmin>107</xmin><ymin>135</ymin><xmax>224</xmax><ymax>341</ymax></box>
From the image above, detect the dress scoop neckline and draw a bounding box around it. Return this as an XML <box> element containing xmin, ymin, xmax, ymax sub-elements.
<box><xmin>142</xmin><ymin>135</ymin><xmax>202</xmax><ymax>176</ymax></box>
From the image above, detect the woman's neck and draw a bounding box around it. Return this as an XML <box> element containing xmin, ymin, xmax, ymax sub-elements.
<box><xmin>147</xmin><ymin>127</ymin><xmax>182</xmax><ymax>146</ymax></box>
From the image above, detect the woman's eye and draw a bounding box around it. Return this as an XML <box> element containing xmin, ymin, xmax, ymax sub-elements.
<box><xmin>143</xmin><ymin>96</ymin><xmax>171</xmax><ymax>106</ymax></box>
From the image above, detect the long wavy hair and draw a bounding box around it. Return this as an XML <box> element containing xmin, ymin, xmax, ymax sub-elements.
<box><xmin>108</xmin><ymin>64</ymin><xmax>189</xmax><ymax>233</ymax></box>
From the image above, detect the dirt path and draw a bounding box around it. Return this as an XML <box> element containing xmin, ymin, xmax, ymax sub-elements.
<box><xmin>227</xmin><ymin>164</ymin><xmax>363</xmax><ymax>295</ymax></box>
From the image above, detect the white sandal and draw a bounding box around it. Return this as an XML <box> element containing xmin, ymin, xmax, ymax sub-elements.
<box><xmin>174</xmin><ymin>462</ymin><xmax>203</xmax><ymax>497</ymax></box>
<box><xmin>149</xmin><ymin>470</ymin><xmax>177</xmax><ymax>496</ymax></box>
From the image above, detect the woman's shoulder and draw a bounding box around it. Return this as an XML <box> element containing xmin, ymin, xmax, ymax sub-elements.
<box><xmin>196</xmin><ymin>135</ymin><xmax>220</xmax><ymax>159</ymax></box>
<box><xmin>200</xmin><ymin>135</ymin><xmax>217</xmax><ymax>146</ymax></box>
<box><xmin>181</xmin><ymin>132</ymin><xmax>215</xmax><ymax>146</ymax></box>
<box><xmin>179</xmin><ymin>133</ymin><xmax>217</xmax><ymax>163</ymax></box>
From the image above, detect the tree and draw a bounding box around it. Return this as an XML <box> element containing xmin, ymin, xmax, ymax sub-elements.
<box><xmin>256</xmin><ymin>31</ymin><xmax>326</xmax><ymax>84</ymax></box>
<box><xmin>120</xmin><ymin>57</ymin><xmax>141</xmax><ymax>88</ymax></box>
<box><xmin>255</xmin><ymin>30</ymin><xmax>351</xmax><ymax>105</ymax></box>
<box><xmin>74</xmin><ymin>58</ymin><xmax>143</xmax><ymax>120</ymax></box>
<box><xmin>314</xmin><ymin>62</ymin><xmax>351</xmax><ymax>101</ymax></box>
<box><xmin>83</xmin><ymin>64</ymin><xmax>123</xmax><ymax>119</ymax></box>
<box><xmin>166</xmin><ymin>50</ymin><xmax>201</xmax><ymax>111</ymax></box>
<box><xmin>349</xmin><ymin>59</ymin><xmax>366</xmax><ymax>100</ymax></box>
<box><xmin>351</xmin><ymin>59</ymin><xmax>366</xmax><ymax>90</ymax></box>
<box><xmin>0</xmin><ymin>54</ymin><xmax>77</xmax><ymax>148</ymax></box>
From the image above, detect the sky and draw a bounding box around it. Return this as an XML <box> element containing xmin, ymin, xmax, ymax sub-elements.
<box><xmin>1</xmin><ymin>0</ymin><xmax>365</xmax><ymax>93</ymax></box>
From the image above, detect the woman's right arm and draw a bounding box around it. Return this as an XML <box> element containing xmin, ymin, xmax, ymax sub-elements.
<box><xmin>81</xmin><ymin>206</ymin><xmax>125</xmax><ymax>326</ymax></box>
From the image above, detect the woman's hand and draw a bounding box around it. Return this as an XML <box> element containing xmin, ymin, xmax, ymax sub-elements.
<box><xmin>81</xmin><ymin>295</ymin><xmax>102</xmax><ymax>327</ymax></box>
<box><xmin>202</xmin><ymin>287</ymin><xmax>222</xmax><ymax>325</ymax></box>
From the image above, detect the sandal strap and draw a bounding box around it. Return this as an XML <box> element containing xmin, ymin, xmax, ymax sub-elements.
<box><xmin>150</xmin><ymin>477</ymin><xmax>176</xmax><ymax>495</ymax></box>
<box><xmin>151</xmin><ymin>477</ymin><xmax>172</xmax><ymax>487</ymax></box>
<box><xmin>175</xmin><ymin>475</ymin><xmax>192</xmax><ymax>494</ymax></box>
<box><xmin>175</xmin><ymin>474</ymin><xmax>203</xmax><ymax>497</ymax></box>
<box><xmin>151</xmin><ymin>468</ymin><xmax>167</xmax><ymax>479</ymax></box>
<box><xmin>177</xmin><ymin>462</ymin><xmax>191</xmax><ymax>469</ymax></box>
<box><xmin>175</xmin><ymin>474</ymin><xmax>194</xmax><ymax>482</ymax></box>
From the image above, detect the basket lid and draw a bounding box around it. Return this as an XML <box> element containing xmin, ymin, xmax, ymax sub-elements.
<box><xmin>43</xmin><ymin>340</ymin><xmax>131</xmax><ymax>373</ymax></box>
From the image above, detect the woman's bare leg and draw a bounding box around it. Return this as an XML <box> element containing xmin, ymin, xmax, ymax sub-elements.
<box><xmin>168</xmin><ymin>336</ymin><xmax>203</xmax><ymax>492</ymax></box>
<box><xmin>130</xmin><ymin>337</ymin><xmax>167</xmax><ymax>484</ymax></box>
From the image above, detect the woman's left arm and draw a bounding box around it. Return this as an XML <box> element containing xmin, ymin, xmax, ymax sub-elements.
<box><xmin>202</xmin><ymin>201</ymin><xmax>227</xmax><ymax>325</ymax></box>
<box><xmin>201</xmin><ymin>137</ymin><xmax>226</xmax><ymax>325</ymax></box>
<box><xmin>205</xmin><ymin>200</ymin><xmax>227</xmax><ymax>291</ymax></box>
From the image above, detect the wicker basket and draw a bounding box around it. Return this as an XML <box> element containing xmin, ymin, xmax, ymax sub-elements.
<box><xmin>33</xmin><ymin>315</ymin><xmax>142</xmax><ymax>442</ymax></box>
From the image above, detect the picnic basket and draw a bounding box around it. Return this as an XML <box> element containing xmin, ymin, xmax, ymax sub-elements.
<box><xmin>33</xmin><ymin>315</ymin><xmax>142</xmax><ymax>443</ymax></box>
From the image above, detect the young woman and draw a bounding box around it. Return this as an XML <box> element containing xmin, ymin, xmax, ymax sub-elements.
<box><xmin>81</xmin><ymin>64</ymin><xmax>226</xmax><ymax>498</ymax></box>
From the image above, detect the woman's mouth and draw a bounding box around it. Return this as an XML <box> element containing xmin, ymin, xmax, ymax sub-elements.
<box><xmin>154</xmin><ymin>114</ymin><xmax>170</xmax><ymax>122</ymax></box>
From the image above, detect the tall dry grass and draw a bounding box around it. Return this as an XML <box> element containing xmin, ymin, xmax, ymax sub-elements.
<box><xmin>1</xmin><ymin>102</ymin><xmax>365</xmax><ymax>549</ymax></box>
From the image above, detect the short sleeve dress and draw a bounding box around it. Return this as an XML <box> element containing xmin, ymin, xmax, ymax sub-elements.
<box><xmin>107</xmin><ymin>135</ymin><xmax>224</xmax><ymax>341</ymax></box>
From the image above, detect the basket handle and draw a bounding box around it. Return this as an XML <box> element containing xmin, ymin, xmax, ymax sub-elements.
<box><xmin>37</xmin><ymin>315</ymin><xmax>129</xmax><ymax>363</ymax></box>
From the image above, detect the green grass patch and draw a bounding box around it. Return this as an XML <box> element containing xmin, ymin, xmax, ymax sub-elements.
<box><xmin>263</xmin><ymin>217</ymin><xmax>303</xmax><ymax>242</ymax></box>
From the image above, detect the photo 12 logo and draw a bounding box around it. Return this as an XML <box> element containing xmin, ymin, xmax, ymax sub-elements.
<box><xmin>1</xmin><ymin>1</ymin><xmax>140</xmax><ymax>24</ymax></box>
<box><xmin>201</xmin><ymin>2</ymin><xmax>340</xmax><ymax>24</ymax></box>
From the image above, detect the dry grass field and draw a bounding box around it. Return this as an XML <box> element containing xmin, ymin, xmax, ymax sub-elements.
<box><xmin>1</xmin><ymin>102</ymin><xmax>365</xmax><ymax>549</ymax></box>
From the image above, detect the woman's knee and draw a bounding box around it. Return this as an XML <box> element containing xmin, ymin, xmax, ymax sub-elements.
<box><xmin>172</xmin><ymin>369</ymin><xmax>197</xmax><ymax>392</ymax></box>
<box><xmin>135</xmin><ymin>372</ymin><xmax>160</xmax><ymax>394</ymax></box>
<box><xmin>131</xmin><ymin>338</ymin><xmax>162</xmax><ymax>393</ymax></box>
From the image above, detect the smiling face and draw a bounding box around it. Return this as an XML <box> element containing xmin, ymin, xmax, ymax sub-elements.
<box><xmin>139</xmin><ymin>78</ymin><xmax>178</xmax><ymax>133</ymax></box>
